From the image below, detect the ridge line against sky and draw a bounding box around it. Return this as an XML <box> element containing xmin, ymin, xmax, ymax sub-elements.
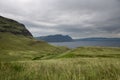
<box><xmin>0</xmin><ymin>0</ymin><xmax>120</xmax><ymax>39</ymax></box>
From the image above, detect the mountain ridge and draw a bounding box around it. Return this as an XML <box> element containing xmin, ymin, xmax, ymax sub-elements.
<box><xmin>0</xmin><ymin>16</ymin><xmax>33</xmax><ymax>38</ymax></box>
<box><xmin>74</xmin><ymin>37</ymin><xmax>120</xmax><ymax>41</ymax></box>
<box><xmin>36</xmin><ymin>34</ymin><xmax>73</xmax><ymax>42</ymax></box>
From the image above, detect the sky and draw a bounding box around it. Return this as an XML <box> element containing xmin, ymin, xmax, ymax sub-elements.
<box><xmin>0</xmin><ymin>0</ymin><xmax>120</xmax><ymax>39</ymax></box>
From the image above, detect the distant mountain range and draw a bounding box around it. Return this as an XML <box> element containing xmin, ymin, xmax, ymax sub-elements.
<box><xmin>35</xmin><ymin>34</ymin><xmax>73</xmax><ymax>42</ymax></box>
<box><xmin>75</xmin><ymin>37</ymin><xmax>120</xmax><ymax>41</ymax></box>
<box><xmin>35</xmin><ymin>35</ymin><xmax>120</xmax><ymax>42</ymax></box>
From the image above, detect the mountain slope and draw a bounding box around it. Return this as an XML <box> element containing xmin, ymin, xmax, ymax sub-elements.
<box><xmin>0</xmin><ymin>16</ymin><xmax>69</xmax><ymax>61</ymax></box>
<box><xmin>0</xmin><ymin>16</ymin><xmax>32</xmax><ymax>37</ymax></box>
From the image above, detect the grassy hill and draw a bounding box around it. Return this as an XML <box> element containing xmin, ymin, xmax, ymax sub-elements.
<box><xmin>0</xmin><ymin>32</ymin><xmax>69</xmax><ymax>61</ymax></box>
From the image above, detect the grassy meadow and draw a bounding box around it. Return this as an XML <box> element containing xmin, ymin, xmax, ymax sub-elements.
<box><xmin>0</xmin><ymin>47</ymin><xmax>120</xmax><ymax>80</ymax></box>
<box><xmin>57</xmin><ymin>47</ymin><xmax>120</xmax><ymax>58</ymax></box>
<box><xmin>0</xmin><ymin>58</ymin><xmax>120</xmax><ymax>80</ymax></box>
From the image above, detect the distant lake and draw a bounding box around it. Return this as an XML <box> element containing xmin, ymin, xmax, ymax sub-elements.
<box><xmin>49</xmin><ymin>41</ymin><xmax>120</xmax><ymax>48</ymax></box>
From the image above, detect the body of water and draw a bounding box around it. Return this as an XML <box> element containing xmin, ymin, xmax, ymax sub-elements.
<box><xmin>49</xmin><ymin>41</ymin><xmax>120</xmax><ymax>48</ymax></box>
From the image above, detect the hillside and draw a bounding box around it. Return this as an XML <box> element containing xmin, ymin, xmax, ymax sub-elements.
<box><xmin>0</xmin><ymin>16</ymin><xmax>32</xmax><ymax>37</ymax></box>
<box><xmin>36</xmin><ymin>34</ymin><xmax>73</xmax><ymax>42</ymax></box>
<box><xmin>0</xmin><ymin>16</ymin><xmax>69</xmax><ymax>61</ymax></box>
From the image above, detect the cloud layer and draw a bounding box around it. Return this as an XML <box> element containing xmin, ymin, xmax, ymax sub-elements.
<box><xmin>0</xmin><ymin>0</ymin><xmax>120</xmax><ymax>38</ymax></box>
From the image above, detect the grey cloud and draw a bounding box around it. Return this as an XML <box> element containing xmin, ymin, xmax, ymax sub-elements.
<box><xmin>97</xmin><ymin>25</ymin><xmax>120</xmax><ymax>34</ymax></box>
<box><xmin>0</xmin><ymin>0</ymin><xmax>120</xmax><ymax>38</ymax></box>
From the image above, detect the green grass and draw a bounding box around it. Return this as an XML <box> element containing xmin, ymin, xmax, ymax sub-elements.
<box><xmin>0</xmin><ymin>45</ymin><xmax>120</xmax><ymax>80</ymax></box>
<box><xmin>0</xmin><ymin>58</ymin><xmax>120</xmax><ymax>80</ymax></box>
<box><xmin>57</xmin><ymin>47</ymin><xmax>120</xmax><ymax>58</ymax></box>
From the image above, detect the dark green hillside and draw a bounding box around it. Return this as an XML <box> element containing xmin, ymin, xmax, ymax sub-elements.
<box><xmin>0</xmin><ymin>16</ymin><xmax>68</xmax><ymax>61</ymax></box>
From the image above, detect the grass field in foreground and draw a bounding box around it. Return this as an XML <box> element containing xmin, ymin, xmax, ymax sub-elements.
<box><xmin>0</xmin><ymin>45</ymin><xmax>120</xmax><ymax>80</ymax></box>
<box><xmin>0</xmin><ymin>58</ymin><xmax>120</xmax><ymax>80</ymax></box>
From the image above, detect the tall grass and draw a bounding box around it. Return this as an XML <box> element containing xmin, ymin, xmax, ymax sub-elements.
<box><xmin>0</xmin><ymin>58</ymin><xmax>120</xmax><ymax>80</ymax></box>
<box><xmin>58</xmin><ymin>47</ymin><xmax>120</xmax><ymax>58</ymax></box>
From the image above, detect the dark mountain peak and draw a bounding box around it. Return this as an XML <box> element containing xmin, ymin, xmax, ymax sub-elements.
<box><xmin>36</xmin><ymin>34</ymin><xmax>73</xmax><ymax>42</ymax></box>
<box><xmin>47</xmin><ymin>34</ymin><xmax>71</xmax><ymax>38</ymax></box>
<box><xmin>0</xmin><ymin>16</ymin><xmax>33</xmax><ymax>38</ymax></box>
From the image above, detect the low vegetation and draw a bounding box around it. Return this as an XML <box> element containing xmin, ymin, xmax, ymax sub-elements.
<box><xmin>0</xmin><ymin>58</ymin><xmax>120</xmax><ymax>80</ymax></box>
<box><xmin>0</xmin><ymin>47</ymin><xmax>120</xmax><ymax>80</ymax></box>
<box><xmin>57</xmin><ymin>47</ymin><xmax>120</xmax><ymax>58</ymax></box>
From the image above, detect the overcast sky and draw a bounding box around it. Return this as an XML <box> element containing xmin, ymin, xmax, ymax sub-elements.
<box><xmin>0</xmin><ymin>0</ymin><xmax>120</xmax><ymax>38</ymax></box>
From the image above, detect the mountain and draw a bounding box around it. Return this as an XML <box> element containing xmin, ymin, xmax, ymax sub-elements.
<box><xmin>0</xmin><ymin>16</ymin><xmax>68</xmax><ymax>61</ymax></box>
<box><xmin>35</xmin><ymin>34</ymin><xmax>73</xmax><ymax>42</ymax></box>
<box><xmin>74</xmin><ymin>37</ymin><xmax>120</xmax><ymax>41</ymax></box>
<box><xmin>0</xmin><ymin>16</ymin><xmax>32</xmax><ymax>38</ymax></box>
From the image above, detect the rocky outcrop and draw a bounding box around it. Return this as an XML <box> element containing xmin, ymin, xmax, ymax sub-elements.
<box><xmin>0</xmin><ymin>16</ymin><xmax>33</xmax><ymax>37</ymax></box>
